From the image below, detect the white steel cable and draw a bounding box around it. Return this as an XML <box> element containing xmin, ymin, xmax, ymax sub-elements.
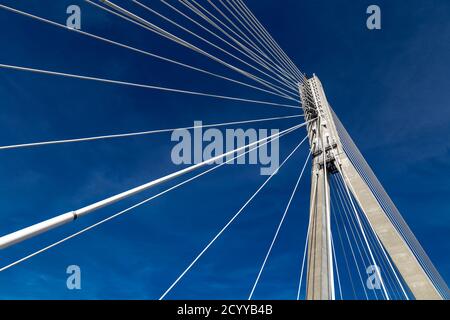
<box><xmin>296</xmin><ymin>156</ymin><xmax>318</xmax><ymax>300</ymax></box>
<box><xmin>331</xmin><ymin>233</ymin><xmax>343</xmax><ymax>300</ymax></box>
<box><xmin>321</xmin><ymin>132</ymin><xmax>335</xmax><ymax>300</ymax></box>
<box><xmin>248</xmin><ymin>151</ymin><xmax>311</xmax><ymax>300</ymax></box>
<box><xmin>159</xmin><ymin>135</ymin><xmax>309</xmax><ymax>300</ymax></box>
<box><xmin>296</xmin><ymin>179</ymin><xmax>314</xmax><ymax>300</ymax></box>
<box><xmin>0</xmin><ymin>63</ymin><xmax>301</xmax><ymax>109</ymax></box>
<box><xmin>0</xmin><ymin>114</ymin><xmax>303</xmax><ymax>151</ymax></box>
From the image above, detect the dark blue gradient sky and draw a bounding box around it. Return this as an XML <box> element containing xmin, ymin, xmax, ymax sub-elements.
<box><xmin>0</xmin><ymin>0</ymin><xmax>449</xmax><ymax>299</ymax></box>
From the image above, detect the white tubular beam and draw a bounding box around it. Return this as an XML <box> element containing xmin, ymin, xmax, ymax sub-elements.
<box><xmin>0</xmin><ymin>212</ymin><xmax>76</xmax><ymax>250</ymax></box>
<box><xmin>0</xmin><ymin>121</ymin><xmax>310</xmax><ymax>250</ymax></box>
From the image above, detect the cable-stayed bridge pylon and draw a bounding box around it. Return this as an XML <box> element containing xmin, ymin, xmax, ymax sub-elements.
<box><xmin>0</xmin><ymin>0</ymin><xmax>448</xmax><ymax>300</ymax></box>
<box><xmin>300</xmin><ymin>74</ymin><xmax>447</xmax><ymax>300</ymax></box>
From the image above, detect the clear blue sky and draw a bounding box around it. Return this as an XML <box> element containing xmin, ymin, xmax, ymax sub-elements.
<box><xmin>0</xmin><ymin>0</ymin><xmax>449</xmax><ymax>299</ymax></box>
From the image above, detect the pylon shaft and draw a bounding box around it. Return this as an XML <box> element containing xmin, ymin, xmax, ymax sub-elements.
<box><xmin>306</xmin><ymin>162</ymin><xmax>334</xmax><ymax>299</ymax></box>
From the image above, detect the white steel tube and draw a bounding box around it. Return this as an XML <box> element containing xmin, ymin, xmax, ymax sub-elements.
<box><xmin>0</xmin><ymin>212</ymin><xmax>76</xmax><ymax>250</ymax></box>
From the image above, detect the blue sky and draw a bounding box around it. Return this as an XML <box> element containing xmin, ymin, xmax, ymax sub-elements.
<box><xmin>0</xmin><ymin>0</ymin><xmax>449</xmax><ymax>299</ymax></box>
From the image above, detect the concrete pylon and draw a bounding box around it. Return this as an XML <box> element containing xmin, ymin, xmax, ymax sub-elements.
<box><xmin>300</xmin><ymin>74</ymin><xmax>443</xmax><ymax>300</ymax></box>
<box><xmin>301</xmin><ymin>75</ymin><xmax>337</xmax><ymax>300</ymax></box>
<box><xmin>306</xmin><ymin>159</ymin><xmax>334</xmax><ymax>299</ymax></box>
